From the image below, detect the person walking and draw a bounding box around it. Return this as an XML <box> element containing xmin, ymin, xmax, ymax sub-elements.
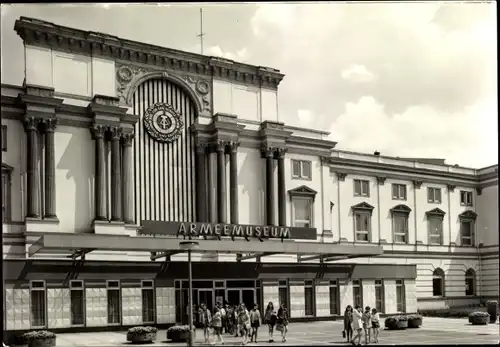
<box><xmin>237</xmin><ymin>303</ymin><xmax>251</xmax><ymax>345</ymax></box>
<box><xmin>264</xmin><ymin>302</ymin><xmax>277</xmax><ymax>342</ymax></box>
<box><xmin>362</xmin><ymin>306</ymin><xmax>372</xmax><ymax>345</ymax></box>
<box><xmin>371</xmin><ymin>308</ymin><xmax>380</xmax><ymax>343</ymax></box>
<box><xmin>250</xmin><ymin>304</ymin><xmax>262</xmax><ymax>342</ymax></box>
<box><xmin>276</xmin><ymin>303</ymin><xmax>289</xmax><ymax>343</ymax></box>
<box><xmin>211</xmin><ymin>307</ymin><xmax>224</xmax><ymax>345</ymax></box>
<box><xmin>199</xmin><ymin>303</ymin><xmax>212</xmax><ymax>344</ymax></box>
<box><xmin>343</xmin><ymin>305</ymin><xmax>354</xmax><ymax>343</ymax></box>
<box><xmin>351</xmin><ymin>305</ymin><xmax>363</xmax><ymax>345</ymax></box>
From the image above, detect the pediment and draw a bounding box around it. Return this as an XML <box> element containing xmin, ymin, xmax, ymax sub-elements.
<box><xmin>2</xmin><ymin>163</ymin><xmax>13</xmax><ymax>172</ymax></box>
<box><xmin>288</xmin><ymin>185</ymin><xmax>317</xmax><ymax>199</ymax></box>
<box><xmin>426</xmin><ymin>208</ymin><xmax>446</xmax><ymax>217</ymax></box>
<box><xmin>351</xmin><ymin>202</ymin><xmax>375</xmax><ymax>211</ymax></box>
<box><xmin>391</xmin><ymin>204</ymin><xmax>412</xmax><ymax>214</ymax></box>
<box><xmin>459</xmin><ymin>210</ymin><xmax>477</xmax><ymax>220</ymax></box>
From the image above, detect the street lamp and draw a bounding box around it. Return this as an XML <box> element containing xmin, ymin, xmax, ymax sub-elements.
<box><xmin>179</xmin><ymin>240</ymin><xmax>199</xmax><ymax>347</ymax></box>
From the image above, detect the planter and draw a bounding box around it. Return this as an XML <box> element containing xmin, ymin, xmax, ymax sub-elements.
<box><xmin>408</xmin><ymin>317</ymin><xmax>422</xmax><ymax>328</ymax></box>
<box><xmin>21</xmin><ymin>332</ymin><xmax>56</xmax><ymax>347</ymax></box>
<box><xmin>470</xmin><ymin>315</ymin><xmax>489</xmax><ymax>325</ymax></box>
<box><xmin>486</xmin><ymin>301</ymin><xmax>498</xmax><ymax>324</ymax></box>
<box><xmin>396</xmin><ymin>320</ymin><xmax>408</xmax><ymax>329</ymax></box>
<box><xmin>166</xmin><ymin>326</ymin><xmax>195</xmax><ymax>343</ymax></box>
<box><xmin>126</xmin><ymin>332</ymin><xmax>157</xmax><ymax>344</ymax></box>
<box><xmin>27</xmin><ymin>337</ymin><xmax>56</xmax><ymax>347</ymax></box>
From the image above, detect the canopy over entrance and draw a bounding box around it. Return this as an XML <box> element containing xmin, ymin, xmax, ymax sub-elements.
<box><xmin>28</xmin><ymin>233</ymin><xmax>383</xmax><ymax>262</ymax></box>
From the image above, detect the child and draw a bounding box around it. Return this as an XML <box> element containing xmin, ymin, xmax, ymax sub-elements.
<box><xmin>250</xmin><ymin>304</ymin><xmax>262</xmax><ymax>342</ymax></box>
<box><xmin>362</xmin><ymin>306</ymin><xmax>372</xmax><ymax>345</ymax></box>
<box><xmin>371</xmin><ymin>308</ymin><xmax>380</xmax><ymax>343</ymax></box>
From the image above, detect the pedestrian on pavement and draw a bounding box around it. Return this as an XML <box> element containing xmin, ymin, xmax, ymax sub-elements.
<box><xmin>343</xmin><ymin>305</ymin><xmax>354</xmax><ymax>343</ymax></box>
<box><xmin>371</xmin><ymin>308</ymin><xmax>380</xmax><ymax>343</ymax></box>
<box><xmin>362</xmin><ymin>306</ymin><xmax>372</xmax><ymax>344</ymax></box>
<box><xmin>212</xmin><ymin>307</ymin><xmax>224</xmax><ymax>345</ymax></box>
<box><xmin>237</xmin><ymin>303</ymin><xmax>251</xmax><ymax>345</ymax></box>
<box><xmin>265</xmin><ymin>301</ymin><xmax>277</xmax><ymax>342</ymax></box>
<box><xmin>199</xmin><ymin>303</ymin><xmax>212</xmax><ymax>344</ymax></box>
<box><xmin>276</xmin><ymin>303</ymin><xmax>289</xmax><ymax>343</ymax></box>
<box><xmin>250</xmin><ymin>303</ymin><xmax>262</xmax><ymax>342</ymax></box>
<box><xmin>351</xmin><ymin>305</ymin><xmax>363</xmax><ymax>345</ymax></box>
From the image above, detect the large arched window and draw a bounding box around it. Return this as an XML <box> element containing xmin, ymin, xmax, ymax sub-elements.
<box><xmin>432</xmin><ymin>268</ymin><xmax>445</xmax><ymax>297</ymax></box>
<box><xmin>465</xmin><ymin>268</ymin><xmax>476</xmax><ymax>296</ymax></box>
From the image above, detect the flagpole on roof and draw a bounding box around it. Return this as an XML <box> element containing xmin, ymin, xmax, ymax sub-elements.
<box><xmin>197</xmin><ymin>8</ymin><xmax>205</xmax><ymax>55</ymax></box>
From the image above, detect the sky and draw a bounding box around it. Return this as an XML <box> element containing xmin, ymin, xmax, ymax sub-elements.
<box><xmin>1</xmin><ymin>2</ymin><xmax>497</xmax><ymax>168</ymax></box>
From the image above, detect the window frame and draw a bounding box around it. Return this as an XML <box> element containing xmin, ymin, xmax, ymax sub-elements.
<box><xmin>427</xmin><ymin>187</ymin><xmax>442</xmax><ymax>204</ymax></box>
<box><xmin>426</xmin><ymin>208</ymin><xmax>446</xmax><ymax>245</ymax></box>
<box><xmin>392</xmin><ymin>184</ymin><xmax>407</xmax><ymax>200</ymax></box>
<box><xmin>459</xmin><ymin>210</ymin><xmax>477</xmax><ymax>247</ymax></box>
<box><xmin>2</xmin><ymin>164</ymin><xmax>13</xmax><ymax>222</ymax></box>
<box><xmin>291</xmin><ymin>159</ymin><xmax>312</xmax><ymax>180</ymax></box>
<box><xmin>291</xmin><ymin>196</ymin><xmax>314</xmax><ymax>228</ymax></box>
<box><xmin>278</xmin><ymin>279</ymin><xmax>290</xmax><ymax>317</ymax></box>
<box><xmin>352</xmin><ymin>202</ymin><xmax>374</xmax><ymax>243</ymax></box>
<box><xmin>141</xmin><ymin>280</ymin><xmax>156</xmax><ymax>324</ymax></box>
<box><xmin>352</xmin><ymin>279</ymin><xmax>363</xmax><ymax>308</ymax></box>
<box><xmin>460</xmin><ymin>190</ymin><xmax>473</xmax><ymax>206</ymax></box>
<box><xmin>395</xmin><ymin>279</ymin><xmax>406</xmax><ymax>313</ymax></box>
<box><xmin>106</xmin><ymin>280</ymin><xmax>121</xmax><ymax>325</ymax></box>
<box><xmin>30</xmin><ymin>280</ymin><xmax>47</xmax><ymax>329</ymax></box>
<box><xmin>390</xmin><ymin>205</ymin><xmax>411</xmax><ymax>244</ymax></box>
<box><xmin>432</xmin><ymin>268</ymin><xmax>445</xmax><ymax>297</ymax></box>
<box><xmin>69</xmin><ymin>280</ymin><xmax>85</xmax><ymax>326</ymax></box>
<box><xmin>374</xmin><ymin>279</ymin><xmax>384</xmax><ymax>313</ymax></box>
<box><xmin>329</xmin><ymin>280</ymin><xmax>340</xmax><ymax>315</ymax></box>
<box><xmin>1</xmin><ymin>125</ymin><xmax>7</xmax><ymax>151</ymax></box>
<box><xmin>465</xmin><ymin>269</ymin><xmax>476</xmax><ymax>296</ymax></box>
<box><xmin>304</xmin><ymin>280</ymin><xmax>315</xmax><ymax>317</ymax></box>
<box><xmin>353</xmin><ymin>179</ymin><xmax>370</xmax><ymax>197</ymax></box>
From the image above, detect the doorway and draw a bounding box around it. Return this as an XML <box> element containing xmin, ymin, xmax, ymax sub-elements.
<box><xmin>198</xmin><ymin>289</ymin><xmax>214</xmax><ymax>311</ymax></box>
<box><xmin>226</xmin><ymin>289</ymin><xmax>255</xmax><ymax>309</ymax></box>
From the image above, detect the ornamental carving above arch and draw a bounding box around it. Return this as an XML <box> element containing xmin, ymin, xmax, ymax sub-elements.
<box><xmin>115</xmin><ymin>63</ymin><xmax>212</xmax><ymax>117</ymax></box>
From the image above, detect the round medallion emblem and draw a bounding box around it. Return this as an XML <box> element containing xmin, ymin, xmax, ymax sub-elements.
<box><xmin>143</xmin><ymin>103</ymin><xmax>184</xmax><ymax>143</ymax></box>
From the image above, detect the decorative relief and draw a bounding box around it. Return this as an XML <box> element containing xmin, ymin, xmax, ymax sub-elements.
<box><xmin>413</xmin><ymin>180</ymin><xmax>423</xmax><ymax>189</ymax></box>
<box><xmin>475</xmin><ymin>187</ymin><xmax>482</xmax><ymax>196</ymax></box>
<box><xmin>447</xmin><ymin>184</ymin><xmax>456</xmax><ymax>192</ymax></box>
<box><xmin>90</xmin><ymin>123</ymin><xmax>107</xmax><ymax>139</ymax></box>
<box><xmin>41</xmin><ymin>117</ymin><xmax>58</xmax><ymax>133</ymax></box>
<box><xmin>23</xmin><ymin>116</ymin><xmax>41</xmax><ymax>132</ymax></box>
<box><xmin>275</xmin><ymin>147</ymin><xmax>287</xmax><ymax>159</ymax></box>
<box><xmin>143</xmin><ymin>103</ymin><xmax>184</xmax><ymax>143</ymax></box>
<box><xmin>376</xmin><ymin>176</ymin><xmax>386</xmax><ymax>185</ymax></box>
<box><xmin>195</xmin><ymin>141</ymin><xmax>207</xmax><ymax>154</ymax></box>
<box><xmin>227</xmin><ymin>141</ymin><xmax>240</xmax><ymax>153</ymax></box>
<box><xmin>109</xmin><ymin>126</ymin><xmax>123</xmax><ymax>140</ymax></box>
<box><xmin>121</xmin><ymin>133</ymin><xmax>135</xmax><ymax>147</ymax></box>
<box><xmin>261</xmin><ymin>146</ymin><xmax>275</xmax><ymax>158</ymax></box>
<box><xmin>215</xmin><ymin>139</ymin><xmax>227</xmax><ymax>152</ymax></box>
<box><xmin>115</xmin><ymin>63</ymin><xmax>212</xmax><ymax>117</ymax></box>
<box><xmin>336</xmin><ymin>172</ymin><xmax>347</xmax><ymax>181</ymax></box>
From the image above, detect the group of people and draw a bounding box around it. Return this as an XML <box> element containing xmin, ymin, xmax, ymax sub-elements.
<box><xmin>197</xmin><ymin>301</ymin><xmax>289</xmax><ymax>345</ymax></box>
<box><xmin>343</xmin><ymin>305</ymin><xmax>381</xmax><ymax>345</ymax></box>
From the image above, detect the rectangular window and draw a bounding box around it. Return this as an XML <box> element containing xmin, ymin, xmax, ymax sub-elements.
<box><xmin>142</xmin><ymin>280</ymin><xmax>155</xmax><ymax>323</ymax></box>
<box><xmin>460</xmin><ymin>220</ymin><xmax>475</xmax><ymax>246</ymax></box>
<box><xmin>355</xmin><ymin>212</ymin><xmax>370</xmax><ymax>242</ymax></box>
<box><xmin>392</xmin><ymin>184</ymin><xmax>407</xmax><ymax>200</ymax></box>
<box><xmin>329</xmin><ymin>280</ymin><xmax>339</xmax><ymax>315</ymax></box>
<box><xmin>396</xmin><ymin>280</ymin><xmax>406</xmax><ymax>313</ymax></box>
<box><xmin>352</xmin><ymin>280</ymin><xmax>362</xmax><ymax>308</ymax></box>
<box><xmin>30</xmin><ymin>281</ymin><xmax>46</xmax><ymax>328</ymax></box>
<box><xmin>1</xmin><ymin>125</ymin><xmax>6</xmax><ymax>151</ymax></box>
<box><xmin>2</xmin><ymin>170</ymin><xmax>10</xmax><ymax>221</ymax></box>
<box><xmin>375</xmin><ymin>280</ymin><xmax>384</xmax><ymax>313</ymax></box>
<box><xmin>393</xmin><ymin>213</ymin><xmax>408</xmax><ymax>243</ymax></box>
<box><xmin>428</xmin><ymin>216</ymin><xmax>443</xmax><ymax>245</ymax></box>
<box><xmin>292</xmin><ymin>197</ymin><xmax>312</xmax><ymax>228</ymax></box>
<box><xmin>460</xmin><ymin>191</ymin><xmax>473</xmax><ymax>206</ymax></box>
<box><xmin>291</xmin><ymin>160</ymin><xmax>312</xmax><ymax>179</ymax></box>
<box><xmin>278</xmin><ymin>280</ymin><xmax>289</xmax><ymax>313</ymax></box>
<box><xmin>107</xmin><ymin>280</ymin><xmax>121</xmax><ymax>324</ymax></box>
<box><xmin>427</xmin><ymin>187</ymin><xmax>442</xmax><ymax>203</ymax></box>
<box><xmin>70</xmin><ymin>280</ymin><xmax>85</xmax><ymax>326</ymax></box>
<box><xmin>354</xmin><ymin>180</ymin><xmax>370</xmax><ymax>197</ymax></box>
<box><xmin>304</xmin><ymin>280</ymin><xmax>314</xmax><ymax>316</ymax></box>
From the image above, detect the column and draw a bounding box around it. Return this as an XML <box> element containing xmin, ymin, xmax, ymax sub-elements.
<box><xmin>24</xmin><ymin>116</ymin><xmax>40</xmax><ymax>218</ymax></box>
<box><xmin>276</xmin><ymin>148</ymin><xmax>287</xmax><ymax>226</ymax></box>
<box><xmin>91</xmin><ymin>124</ymin><xmax>107</xmax><ymax>221</ymax></box>
<box><xmin>216</xmin><ymin>140</ymin><xmax>227</xmax><ymax>223</ymax></box>
<box><xmin>43</xmin><ymin>117</ymin><xmax>58</xmax><ymax>219</ymax></box>
<box><xmin>229</xmin><ymin>141</ymin><xmax>239</xmax><ymax>224</ymax></box>
<box><xmin>110</xmin><ymin>126</ymin><xmax>123</xmax><ymax>222</ymax></box>
<box><xmin>121</xmin><ymin>133</ymin><xmax>135</xmax><ymax>224</ymax></box>
<box><xmin>264</xmin><ymin>147</ymin><xmax>275</xmax><ymax>226</ymax></box>
<box><xmin>206</xmin><ymin>149</ymin><xmax>215</xmax><ymax>223</ymax></box>
<box><xmin>195</xmin><ymin>141</ymin><xmax>207</xmax><ymax>222</ymax></box>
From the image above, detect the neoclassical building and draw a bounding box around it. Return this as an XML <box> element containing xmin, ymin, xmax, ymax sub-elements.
<box><xmin>2</xmin><ymin>17</ymin><xmax>498</xmax><ymax>334</ymax></box>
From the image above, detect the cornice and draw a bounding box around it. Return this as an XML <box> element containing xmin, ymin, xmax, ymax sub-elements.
<box><xmin>14</xmin><ymin>17</ymin><xmax>285</xmax><ymax>91</ymax></box>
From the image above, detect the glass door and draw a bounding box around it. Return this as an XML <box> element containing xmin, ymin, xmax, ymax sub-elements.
<box><xmin>198</xmin><ymin>289</ymin><xmax>214</xmax><ymax>312</ymax></box>
<box><xmin>242</xmin><ymin>289</ymin><xmax>255</xmax><ymax>309</ymax></box>
<box><xmin>226</xmin><ymin>289</ymin><xmax>241</xmax><ymax>306</ymax></box>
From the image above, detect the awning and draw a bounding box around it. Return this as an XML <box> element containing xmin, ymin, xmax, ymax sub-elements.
<box><xmin>28</xmin><ymin>233</ymin><xmax>383</xmax><ymax>260</ymax></box>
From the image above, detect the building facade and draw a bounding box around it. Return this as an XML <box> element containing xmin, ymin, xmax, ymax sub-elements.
<box><xmin>2</xmin><ymin>17</ymin><xmax>498</xmax><ymax>333</ymax></box>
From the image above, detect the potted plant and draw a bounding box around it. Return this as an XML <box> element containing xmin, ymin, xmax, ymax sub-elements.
<box><xmin>22</xmin><ymin>331</ymin><xmax>56</xmax><ymax>347</ymax></box>
<box><xmin>126</xmin><ymin>326</ymin><xmax>158</xmax><ymax>344</ymax></box>
<box><xmin>384</xmin><ymin>315</ymin><xmax>408</xmax><ymax>330</ymax></box>
<box><xmin>468</xmin><ymin>312</ymin><xmax>490</xmax><ymax>325</ymax></box>
<box><xmin>407</xmin><ymin>314</ymin><xmax>423</xmax><ymax>328</ymax></box>
<box><xmin>166</xmin><ymin>325</ymin><xmax>193</xmax><ymax>342</ymax></box>
<box><xmin>486</xmin><ymin>301</ymin><xmax>498</xmax><ymax>323</ymax></box>
<box><xmin>7</xmin><ymin>334</ymin><xmax>28</xmax><ymax>347</ymax></box>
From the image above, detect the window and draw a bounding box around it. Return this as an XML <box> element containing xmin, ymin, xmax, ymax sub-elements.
<box><xmin>142</xmin><ymin>280</ymin><xmax>155</xmax><ymax>323</ymax></box>
<box><xmin>329</xmin><ymin>280</ymin><xmax>339</xmax><ymax>315</ymax></box>
<box><xmin>278</xmin><ymin>280</ymin><xmax>289</xmax><ymax>313</ymax></box>
<box><xmin>354</xmin><ymin>180</ymin><xmax>370</xmax><ymax>197</ymax></box>
<box><xmin>292</xmin><ymin>197</ymin><xmax>313</xmax><ymax>228</ymax></box>
<box><xmin>460</xmin><ymin>191</ymin><xmax>473</xmax><ymax>206</ymax></box>
<box><xmin>30</xmin><ymin>281</ymin><xmax>46</xmax><ymax>328</ymax></box>
<box><xmin>304</xmin><ymin>280</ymin><xmax>314</xmax><ymax>316</ymax></box>
<box><xmin>426</xmin><ymin>208</ymin><xmax>445</xmax><ymax>245</ymax></box>
<box><xmin>375</xmin><ymin>280</ymin><xmax>384</xmax><ymax>313</ymax></box>
<box><xmin>355</xmin><ymin>213</ymin><xmax>370</xmax><ymax>241</ymax></box>
<box><xmin>352</xmin><ymin>280</ymin><xmax>362</xmax><ymax>308</ymax></box>
<box><xmin>291</xmin><ymin>160</ymin><xmax>312</xmax><ymax>180</ymax></box>
<box><xmin>396</xmin><ymin>280</ymin><xmax>406</xmax><ymax>313</ymax></box>
<box><xmin>1</xmin><ymin>125</ymin><xmax>6</xmax><ymax>151</ymax></box>
<box><xmin>70</xmin><ymin>280</ymin><xmax>85</xmax><ymax>326</ymax></box>
<box><xmin>427</xmin><ymin>187</ymin><xmax>442</xmax><ymax>203</ymax></box>
<box><xmin>465</xmin><ymin>269</ymin><xmax>476</xmax><ymax>296</ymax></box>
<box><xmin>2</xmin><ymin>164</ymin><xmax>12</xmax><ymax>221</ymax></box>
<box><xmin>460</xmin><ymin>220</ymin><xmax>475</xmax><ymax>246</ymax></box>
<box><xmin>107</xmin><ymin>280</ymin><xmax>121</xmax><ymax>324</ymax></box>
<box><xmin>391</xmin><ymin>205</ymin><xmax>411</xmax><ymax>244</ymax></box>
<box><xmin>392</xmin><ymin>184</ymin><xmax>407</xmax><ymax>200</ymax></box>
<box><xmin>432</xmin><ymin>268</ymin><xmax>445</xmax><ymax>297</ymax></box>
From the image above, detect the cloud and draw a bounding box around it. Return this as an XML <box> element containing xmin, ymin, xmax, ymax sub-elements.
<box><xmin>206</xmin><ymin>46</ymin><xmax>248</xmax><ymax>61</ymax></box>
<box><xmin>340</xmin><ymin>64</ymin><xmax>375</xmax><ymax>83</ymax></box>
<box><xmin>297</xmin><ymin>109</ymin><xmax>314</xmax><ymax>126</ymax></box>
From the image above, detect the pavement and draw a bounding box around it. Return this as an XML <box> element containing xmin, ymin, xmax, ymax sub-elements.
<box><xmin>44</xmin><ymin>318</ymin><xmax>500</xmax><ymax>346</ymax></box>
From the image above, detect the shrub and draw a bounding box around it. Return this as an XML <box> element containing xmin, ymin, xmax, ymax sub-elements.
<box><xmin>468</xmin><ymin>311</ymin><xmax>490</xmax><ymax>325</ymax></box>
<box><xmin>418</xmin><ymin>306</ymin><xmax>486</xmax><ymax>318</ymax></box>
<box><xmin>127</xmin><ymin>326</ymin><xmax>158</xmax><ymax>335</ymax></box>
<box><xmin>22</xmin><ymin>331</ymin><xmax>56</xmax><ymax>340</ymax></box>
<box><xmin>407</xmin><ymin>314</ymin><xmax>423</xmax><ymax>328</ymax></box>
<box><xmin>166</xmin><ymin>325</ymin><xmax>192</xmax><ymax>342</ymax></box>
<box><xmin>385</xmin><ymin>315</ymin><xmax>409</xmax><ymax>330</ymax></box>
<box><xmin>167</xmin><ymin>325</ymin><xmax>190</xmax><ymax>333</ymax></box>
<box><xmin>468</xmin><ymin>311</ymin><xmax>490</xmax><ymax>318</ymax></box>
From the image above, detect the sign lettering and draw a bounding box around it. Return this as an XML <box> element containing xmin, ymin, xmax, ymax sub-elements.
<box><xmin>176</xmin><ymin>222</ymin><xmax>291</xmax><ymax>241</ymax></box>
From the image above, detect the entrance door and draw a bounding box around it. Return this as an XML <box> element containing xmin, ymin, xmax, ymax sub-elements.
<box><xmin>198</xmin><ymin>289</ymin><xmax>214</xmax><ymax>311</ymax></box>
<box><xmin>242</xmin><ymin>289</ymin><xmax>255</xmax><ymax>309</ymax></box>
<box><xmin>227</xmin><ymin>289</ymin><xmax>240</xmax><ymax>306</ymax></box>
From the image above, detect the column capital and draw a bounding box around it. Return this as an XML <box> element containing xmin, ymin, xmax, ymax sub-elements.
<box><xmin>109</xmin><ymin>126</ymin><xmax>123</xmax><ymax>140</ymax></box>
<box><xmin>215</xmin><ymin>139</ymin><xmax>227</xmax><ymax>153</ymax></box>
<box><xmin>121</xmin><ymin>132</ymin><xmax>135</xmax><ymax>147</ymax></box>
<box><xmin>90</xmin><ymin>123</ymin><xmax>107</xmax><ymax>139</ymax></box>
<box><xmin>23</xmin><ymin>116</ymin><xmax>41</xmax><ymax>132</ymax></box>
<box><xmin>195</xmin><ymin>141</ymin><xmax>208</xmax><ymax>154</ymax></box>
<box><xmin>40</xmin><ymin>117</ymin><xmax>58</xmax><ymax>133</ymax></box>
<box><xmin>275</xmin><ymin>147</ymin><xmax>287</xmax><ymax>159</ymax></box>
<box><xmin>228</xmin><ymin>141</ymin><xmax>240</xmax><ymax>154</ymax></box>
<box><xmin>261</xmin><ymin>146</ymin><xmax>275</xmax><ymax>158</ymax></box>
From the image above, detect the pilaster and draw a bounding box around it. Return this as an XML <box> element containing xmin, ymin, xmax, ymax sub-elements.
<box><xmin>215</xmin><ymin>139</ymin><xmax>227</xmax><ymax>224</ymax></box>
<box><xmin>195</xmin><ymin>139</ymin><xmax>208</xmax><ymax>222</ymax></box>
<box><xmin>276</xmin><ymin>147</ymin><xmax>287</xmax><ymax>226</ymax></box>
<box><xmin>110</xmin><ymin>126</ymin><xmax>123</xmax><ymax>222</ymax></box>
<box><xmin>228</xmin><ymin>140</ymin><xmax>240</xmax><ymax>224</ymax></box>
<box><xmin>121</xmin><ymin>132</ymin><xmax>135</xmax><ymax>224</ymax></box>
<box><xmin>40</xmin><ymin>117</ymin><xmax>58</xmax><ymax>220</ymax></box>
<box><xmin>262</xmin><ymin>146</ymin><xmax>276</xmax><ymax>226</ymax></box>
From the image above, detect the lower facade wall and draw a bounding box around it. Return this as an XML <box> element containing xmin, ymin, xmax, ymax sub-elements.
<box><xmin>315</xmin><ymin>284</ymin><xmax>329</xmax><ymax>317</ymax></box>
<box><xmin>481</xmin><ymin>256</ymin><xmax>499</xmax><ymax>298</ymax></box>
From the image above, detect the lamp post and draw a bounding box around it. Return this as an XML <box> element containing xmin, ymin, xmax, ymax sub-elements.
<box><xmin>179</xmin><ymin>240</ymin><xmax>199</xmax><ymax>347</ymax></box>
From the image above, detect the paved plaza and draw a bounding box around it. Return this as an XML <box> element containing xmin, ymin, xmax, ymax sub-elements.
<box><xmin>47</xmin><ymin>317</ymin><xmax>499</xmax><ymax>346</ymax></box>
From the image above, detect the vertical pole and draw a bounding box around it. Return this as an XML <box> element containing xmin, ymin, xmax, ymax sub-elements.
<box><xmin>200</xmin><ymin>8</ymin><xmax>204</xmax><ymax>55</ymax></box>
<box><xmin>188</xmin><ymin>249</ymin><xmax>193</xmax><ymax>347</ymax></box>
